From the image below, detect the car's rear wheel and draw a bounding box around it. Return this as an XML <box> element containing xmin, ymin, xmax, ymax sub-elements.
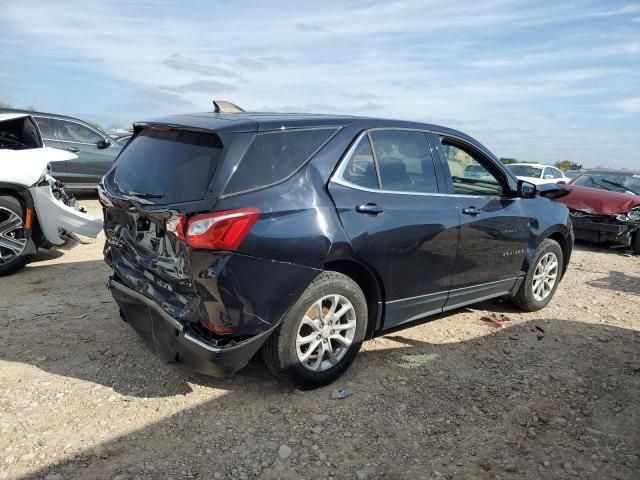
<box><xmin>262</xmin><ymin>271</ymin><xmax>367</xmax><ymax>389</ymax></box>
<box><xmin>512</xmin><ymin>238</ymin><xmax>563</xmax><ymax>311</ymax></box>
<box><xmin>0</xmin><ymin>196</ymin><xmax>31</xmax><ymax>276</ymax></box>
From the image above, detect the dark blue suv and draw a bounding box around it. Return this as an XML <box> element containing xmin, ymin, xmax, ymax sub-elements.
<box><xmin>100</xmin><ymin>103</ymin><xmax>573</xmax><ymax>389</ymax></box>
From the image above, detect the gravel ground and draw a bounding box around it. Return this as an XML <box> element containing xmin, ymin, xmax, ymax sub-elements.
<box><xmin>1</xmin><ymin>199</ymin><xmax>639</xmax><ymax>480</ymax></box>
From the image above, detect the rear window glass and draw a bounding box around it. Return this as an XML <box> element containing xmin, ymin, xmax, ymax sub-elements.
<box><xmin>110</xmin><ymin>128</ymin><xmax>224</xmax><ymax>204</ymax></box>
<box><xmin>223</xmin><ymin>128</ymin><xmax>337</xmax><ymax>195</ymax></box>
<box><xmin>369</xmin><ymin>130</ymin><xmax>438</xmax><ymax>193</ymax></box>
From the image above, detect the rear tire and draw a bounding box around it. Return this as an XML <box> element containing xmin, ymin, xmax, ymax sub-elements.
<box><xmin>0</xmin><ymin>196</ymin><xmax>32</xmax><ymax>276</ymax></box>
<box><xmin>512</xmin><ymin>238</ymin><xmax>563</xmax><ymax>312</ymax></box>
<box><xmin>262</xmin><ymin>271</ymin><xmax>368</xmax><ymax>390</ymax></box>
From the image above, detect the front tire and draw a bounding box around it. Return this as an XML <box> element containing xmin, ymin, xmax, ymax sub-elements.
<box><xmin>633</xmin><ymin>231</ymin><xmax>640</xmax><ymax>255</ymax></box>
<box><xmin>512</xmin><ymin>238</ymin><xmax>563</xmax><ymax>312</ymax></box>
<box><xmin>0</xmin><ymin>196</ymin><xmax>32</xmax><ymax>276</ymax></box>
<box><xmin>262</xmin><ymin>271</ymin><xmax>368</xmax><ymax>389</ymax></box>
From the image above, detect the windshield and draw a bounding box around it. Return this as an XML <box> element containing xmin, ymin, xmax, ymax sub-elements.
<box><xmin>509</xmin><ymin>165</ymin><xmax>542</xmax><ymax>178</ymax></box>
<box><xmin>572</xmin><ymin>172</ymin><xmax>640</xmax><ymax>195</ymax></box>
<box><xmin>107</xmin><ymin>127</ymin><xmax>226</xmax><ymax>204</ymax></box>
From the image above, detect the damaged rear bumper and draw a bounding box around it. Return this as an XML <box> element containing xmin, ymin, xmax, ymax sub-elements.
<box><xmin>570</xmin><ymin>210</ymin><xmax>638</xmax><ymax>246</ymax></box>
<box><xmin>108</xmin><ymin>278</ymin><xmax>275</xmax><ymax>377</ymax></box>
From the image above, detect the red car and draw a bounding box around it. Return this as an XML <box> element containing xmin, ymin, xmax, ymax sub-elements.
<box><xmin>558</xmin><ymin>168</ymin><xmax>640</xmax><ymax>253</ymax></box>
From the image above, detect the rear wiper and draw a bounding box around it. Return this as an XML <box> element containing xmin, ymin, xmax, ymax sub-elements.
<box><xmin>123</xmin><ymin>190</ymin><xmax>165</xmax><ymax>199</ymax></box>
<box><xmin>600</xmin><ymin>178</ymin><xmax>638</xmax><ymax>195</ymax></box>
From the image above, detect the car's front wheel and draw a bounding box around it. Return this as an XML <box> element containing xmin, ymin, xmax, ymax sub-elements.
<box><xmin>0</xmin><ymin>196</ymin><xmax>32</xmax><ymax>276</ymax></box>
<box><xmin>262</xmin><ymin>271</ymin><xmax>368</xmax><ymax>389</ymax></box>
<box><xmin>512</xmin><ymin>238</ymin><xmax>564</xmax><ymax>311</ymax></box>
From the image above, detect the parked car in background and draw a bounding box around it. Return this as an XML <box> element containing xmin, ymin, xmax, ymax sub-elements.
<box><xmin>463</xmin><ymin>163</ymin><xmax>495</xmax><ymax>182</ymax></box>
<box><xmin>558</xmin><ymin>169</ymin><xmax>640</xmax><ymax>253</ymax></box>
<box><xmin>101</xmin><ymin>102</ymin><xmax>573</xmax><ymax>389</ymax></box>
<box><xmin>106</xmin><ymin>129</ymin><xmax>133</xmax><ymax>146</ymax></box>
<box><xmin>508</xmin><ymin>163</ymin><xmax>571</xmax><ymax>185</ymax></box>
<box><xmin>0</xmin><ymin>113</ymin><xmax>102</xmax><ymax>275</ymax></box>
<box><xmin>564</xmin><ymin>169</ymin><xmax>584</xmax><ymax>179</ymax></box>
<box><xmin>0</xmin><ymin>108</ymin><xmax>122</xmax><ymax>189</ymax></box>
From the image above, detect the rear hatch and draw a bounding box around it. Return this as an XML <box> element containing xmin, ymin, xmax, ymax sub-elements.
<box><xmin>101</xmin><ymin>125</ymin><xmax>256</xmax><ymax>324</ymax></box>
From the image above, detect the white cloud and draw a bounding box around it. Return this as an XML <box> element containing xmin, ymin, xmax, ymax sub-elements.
<box><xmin>1</xmin><ymin>0</ymin><xmax>639</xmax><ymax>167</ymax></box>
<box><xmin>616</xmin><ymin>98</ymin><xmax>640</xmax><ymax>113</ymax></box>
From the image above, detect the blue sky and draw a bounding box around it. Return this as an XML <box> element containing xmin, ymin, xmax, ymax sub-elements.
<box><xmin>1</xmin><ymin>0</ymin><xmax>639</xmax><ymax>167</ymax></box>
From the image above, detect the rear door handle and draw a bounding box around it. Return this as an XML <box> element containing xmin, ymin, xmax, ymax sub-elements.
<box><xmin>66</xmin><ymin>147</ymin><xmax>80</xmax><ymax>153</ymax></box>
<box><xmin>462</xmin><ymin>206</ymin><xmax>482</xmax><ymax>216</ymax></box>
<box><xmin>356</xmin><ymin>203</ymin><xmax>385</xmax><ymax>215</ymax></box>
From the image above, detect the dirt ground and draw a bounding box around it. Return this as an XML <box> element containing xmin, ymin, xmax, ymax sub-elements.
<box><xmin>1</xmin><ymin>198</ymin><xmax>639</xmax><ymax>480</ymax></box>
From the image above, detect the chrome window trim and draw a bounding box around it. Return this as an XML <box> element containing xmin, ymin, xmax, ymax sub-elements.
<box><xmin>331</xmin><ymin>128</ymin><xmax>507</xmax><ymax>199</ymax></box>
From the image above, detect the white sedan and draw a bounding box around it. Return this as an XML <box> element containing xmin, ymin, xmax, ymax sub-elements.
<box><xmin>508</xmin><ymin>163</ymin><xmax>571</xmax><ymax>185</ymax></box>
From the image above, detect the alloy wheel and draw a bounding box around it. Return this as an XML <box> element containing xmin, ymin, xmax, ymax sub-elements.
<box><xmin>296</xmin><ymin>294</ymin><xmax>357</xmax><ymax>372</ymax></box>
<box><xmin>532</xmin><ymin>251</ymin><xmax>558</xmax><ymax>302</ymax></box>
<box><xmin>0</xmin><ymin>206</ymin><xmax>27</xmax><ymax>265</ymax></box>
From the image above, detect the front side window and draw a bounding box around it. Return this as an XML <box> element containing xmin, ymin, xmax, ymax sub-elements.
<box><xmin>368</xmin><ymin>130</ymin><xmax>438</xmax><ymax>193</ymax></box>
<box><xmin>224</xmin><ymin>128</ymin><xmax>337</xmax><ymax>195</ymax></box>
<box><xmin>57</xmin><ymin>120</ymin><xmax>103</xmax><ymax>144</ymax></box>
<box><xmin>441</xmin><ymin>140</ymin><xmax>503</xmax><ymax>195</ymax></box>
<box><xmin>342</xmin><ymin>136</ymin><xmax>379</xmax><ymax>189</ymax></box>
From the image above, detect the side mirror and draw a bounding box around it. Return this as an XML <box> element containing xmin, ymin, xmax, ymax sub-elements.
<box><xmin>517</xmin><ymin>180</ymin><xmax>536</xmax><ymax>198</ymax></box>
<box><xmin>96</xmin><ymin>138</ymin><xmax>111</xmax><ymax>149</ymax></box>
<box><xmin>538</xmin><ymin>182</ymin><xmax>570</xmax><ymax>200</ymax></box>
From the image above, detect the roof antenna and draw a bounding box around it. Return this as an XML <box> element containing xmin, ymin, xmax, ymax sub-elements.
<box><xmin>212</xmin><ymin>100</ymin><xmax>245</xmax><ymax>113</ymax></box>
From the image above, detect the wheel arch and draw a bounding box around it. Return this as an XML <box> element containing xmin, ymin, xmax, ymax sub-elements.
<box><xmin>546</xmin><ymin>230</ymin><xmax>571</xmax><ymax>276</ymax></box>
<box><xmin>0</xmin><ymin>183</ymin><xmax>42</xmax><ymax>245</ymax></box>
<box><xmin>322</xmin><ymin>258</ymin><xmax>385</xmax><ymax>339</ymax></box>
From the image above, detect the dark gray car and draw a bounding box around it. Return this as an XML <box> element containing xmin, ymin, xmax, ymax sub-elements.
<box><xmin>0</xmin><ymin>108</ymin><xmax>122</xmax><ymax>189</ymax></box>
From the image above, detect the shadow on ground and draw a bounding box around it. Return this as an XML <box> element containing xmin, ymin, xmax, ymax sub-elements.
<box><xmin>7</xmin><ymin>316</ymin><xmax>640</xmax><ymax>480</ymax></box>
<box><xmin>586</xmin><ymin>270</ymin><xmax>640</xmax><ymax>295</ymax></box>
<box><xmin>2</xmin><ymin>249</ymin><xmax>639</xmax><ymax>479</ymax></box>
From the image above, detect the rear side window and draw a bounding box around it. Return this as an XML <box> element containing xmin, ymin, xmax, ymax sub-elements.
<box><xmin>223</xmin><ymin>128</ymin><xmax>337</xmax><ymax>195</ymax></box>
<box><xmin>109</xmin><ymin>128</ymin><xmax>225</xmax><ymax>204</ymax></box>
<box><xmin>544</xmin><ymin>167</ymin><xmax>563</xmax><ymax>179</ymax></box>
<box><xmin>342</xmin><ymin>136</ymin><xmax>379</xmax><ymax>189</ymax></box>
<box><xmin>369</xmin><ymin>130</ymin><xmax>438</xmax><ymax>193</ymax></box>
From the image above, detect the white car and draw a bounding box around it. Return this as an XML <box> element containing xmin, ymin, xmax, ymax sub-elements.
<box><xmin>0</xmin><ymin>113</ymin><xmax>102</xmax><ymax>275</ymax></box>
<box><xmin>508</xmin><ymin>163</ymin><xmax>571</xmax><ymax>185</ymax></box>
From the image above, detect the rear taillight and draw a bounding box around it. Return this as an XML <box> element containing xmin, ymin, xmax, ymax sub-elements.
<box><xmin>167</xmin><ymin>207</ymin><xmax>261</xmax><ymax>250</ymax></box>
<box><xmin>200</xmin><ymin>319</ymin><xmax>234</xmax><ymax>335</ymax></box>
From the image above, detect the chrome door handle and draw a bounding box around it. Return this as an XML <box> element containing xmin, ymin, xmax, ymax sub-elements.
<box><xmin>356</xmin><ymin>203</ymin><xmax>385</xmax><ymax>215</ymax></box>
<box><xmin>462</xmin><ymin>207</ymin><xmax>482</xmax><ymax>216</ymax></box>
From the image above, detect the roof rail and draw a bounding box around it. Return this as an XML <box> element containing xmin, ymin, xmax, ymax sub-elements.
<box><xmin>212</xmin><ymin>100</ymin><xmax>245</xmax><ymax>114</ymax></box>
